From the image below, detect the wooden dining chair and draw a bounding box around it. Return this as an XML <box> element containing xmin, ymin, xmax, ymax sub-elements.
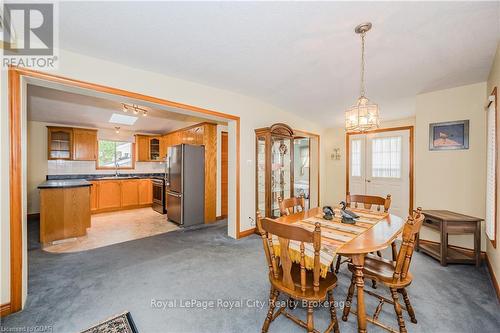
<box><xmin>278</xmin><ymin>196</ymin><xmax>305</xmax><ymax>216</ymax></box>
<box><xmin>342</xmin><ymin>208</ymin><xmax>425</xmax><ymax>333</ymax></box>
<box><xmin>256</xmin><ymin>212</ymin><xmax>340</xmax><ymax>333</ymax></box>
<box><xmin>335</xmin><ymin>193</ymin><xmax>394</xmax><ymax>274</ymax></box>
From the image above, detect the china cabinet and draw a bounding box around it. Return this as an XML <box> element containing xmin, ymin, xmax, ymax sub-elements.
<box><xmin>255</xmin><ymin>123</ymin><xmax>295</xmax><ymax>218</ymax></box>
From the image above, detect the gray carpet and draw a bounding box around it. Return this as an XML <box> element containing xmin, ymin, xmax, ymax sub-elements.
<box><xmin>1</xmin><ymin>220</ymin><xmax>499</xmax><ymax>333</ymax></box>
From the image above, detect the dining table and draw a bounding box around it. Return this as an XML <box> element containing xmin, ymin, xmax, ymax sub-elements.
<box><xmin>275</xmin><ymin>206</ymin><xmax>405</xmax><ymax>333</ymax></box>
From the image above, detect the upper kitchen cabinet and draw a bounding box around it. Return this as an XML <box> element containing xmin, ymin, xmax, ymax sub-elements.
<box><xmin>136</xmin><ymin>135</ymin><xmax>165</xmax><ymax>162</ymax></box>
<box><xmin>48</xmin><ymin>126</ymin><xmax>98</xmax><ymax>161</ymax></box>
<box><xmin>73</xmin><ymin>128</ymin><xmax>98</xmax><ymax>161</ymax></box>
<box><xmin>48</xmin><ymin>127</ymin><xmax>73</xmax><ymax>160</ymax></box>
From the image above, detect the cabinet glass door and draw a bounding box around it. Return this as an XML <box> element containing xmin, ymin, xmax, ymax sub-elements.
<box><xmin>150</xmin><ymin>138</ymin><xmax>160</xmax><ymax>160</ymax></box>
<box><xmin>256</xmin><ymin>136</ymin><xmax>266</xmax><ymax>217</ymax></box>
<box><xmin>270</xmin><ymin>137</ymin><xmax>291</xmax><ymax>218</ymax></box>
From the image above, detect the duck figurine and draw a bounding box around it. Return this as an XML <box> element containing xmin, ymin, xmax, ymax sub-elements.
<box><xmin>339</xmin><ymin>201</ymin><xmax>359</xmax><ymax>224</ymax></box>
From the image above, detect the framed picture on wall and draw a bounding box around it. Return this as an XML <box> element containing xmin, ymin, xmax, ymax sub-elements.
<box><xmin>429</xmin><ymin>120</ymin><xmax>469</xmax><ymax>151</ymax></box>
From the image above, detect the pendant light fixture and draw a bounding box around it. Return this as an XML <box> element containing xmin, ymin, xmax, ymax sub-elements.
<box><xmin>345</xmin><ymin>22</ymin><xmax>380</xmax><ymax>132</ymax></box>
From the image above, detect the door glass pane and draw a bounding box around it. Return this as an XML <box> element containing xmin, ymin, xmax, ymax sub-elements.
<box><xmin>294</xmin><ymin>138</ymin><xmax>310</xmax><ymax>209</ymax></box>
<box><xmin>351</xmin><ymin>139</ymin><xmax>362</xmax><ymax>177</ymax></box>
<box><xmin>371</xmin><ymin>136</ymin><xmax>401</xmax><ymax>178</ymax></box>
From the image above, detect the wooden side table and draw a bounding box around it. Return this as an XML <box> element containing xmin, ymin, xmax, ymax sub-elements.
<box><xmin>416</xmin><ymin>210</ymin><xmax>483</xmax><ymax>267</ymax></box>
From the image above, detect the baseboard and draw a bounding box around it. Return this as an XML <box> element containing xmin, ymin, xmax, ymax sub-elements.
<box><xmin>238</xmin><ymin>227</ymin><xmax>257</xmax><ymax>239</ymax></box>
<box><xmin>485</xmin><ymin>254</ymin><xmax>500</xmax><ymax>302</ymax></box>
<box><xmin>91</xmin><ymin>204</ymin><xmax>152</xmax><ymax>214</ymax></box>
<box><xmin>0</xmin><ymin>302</ymin><xmax>11</xmax><ymax>317</ymax></box>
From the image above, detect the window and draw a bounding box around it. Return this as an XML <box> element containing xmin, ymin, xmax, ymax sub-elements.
<box><xmin>98</xmin><ymin>140</ymin><xmax>134</xmax><ymax>169</ymax></box>
<box><xmin>371</xmin><ymin>136</ymin><xmax>401</xmax><ymax>178</ymax></box>
<box><xmin>486</xmin><ymin>94</ymin><xmax>496</xmax><ymax>245</ymax></box>
<box><xmin>351</xmin><ymin>139</ymin><xmax>362</xmax><ymax>177</ymax></box>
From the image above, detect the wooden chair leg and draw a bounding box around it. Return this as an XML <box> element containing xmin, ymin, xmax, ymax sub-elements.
<box><xmin>306</xmin><ymin>302</ymin><xmax>314</xmax><ymax>333</ymax></box>
<box><xmin>342</xmin><ymin>275</ymin><xmax>356</xmax><ymax>321</ymax></box>
<box><xmin>391</xmin><ymin>241</ymin><xmax>398</xmax><ymax>262</ymax></box>
<box><xmin>328</xmin><ymin>290</ymin><xmax>340</xmax><ymax>333</ymax></box>
<box><xmin>400</xmin><ymin>288</ymin><xmax>417</xmax><ymax>324</ymax></box>
<box><xmin>390</xmin><ymin>288</ymin><xmax>407</xmax><ymax>333</ymax></box>
<box><xmin>334</xmin><ymin>255</ymin><xmax>342</xmax><ymax>273</ymax></box>
<box><xmin>262</xmin><ymin>288</ymin><xmax>279</xmax><ymax>333</ymax></box>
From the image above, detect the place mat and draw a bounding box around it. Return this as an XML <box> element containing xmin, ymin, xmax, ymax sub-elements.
<box><xmin>271</xmin><ymin>208</ymin><xmax>387</xmax><ymax>277</ymax></box>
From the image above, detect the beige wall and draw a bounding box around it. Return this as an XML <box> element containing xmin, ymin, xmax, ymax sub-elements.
<box><xmin>27</xmin><ymin>122</ymin><xmax>48</xmax><ymax>215</ymax></box>
<box><xmin>0</xmin><ymin>49</ymin><xmax>326</xmax><ymax>306</ymax></box>
<box><xmin>487</xmin><ymin>43</ymin><xmax>500</xmax><ymax>287</ymax></box>
<box><xmin>416</xmin><ymin>82</ymin><xmax>487</xmax><ymax>250</ymax></box>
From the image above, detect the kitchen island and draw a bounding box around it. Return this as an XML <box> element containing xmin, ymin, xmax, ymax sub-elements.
<box><xmin>38</xmin><ymin>179</ymin><xmax>92</xmax><ymax>245</ymax></box>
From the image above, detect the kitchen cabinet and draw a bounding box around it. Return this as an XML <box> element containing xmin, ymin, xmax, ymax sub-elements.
<box><xmin>97</xmin><ymin>180</ymin><xmax>122</xmax><ymax>210</ymax></box>
<box><xmin>90</xmin><ymin>181</ymin><xmax>99</xmax><ymax>212</ymax></box>
<box><xmin>136</xmin><ymin>135</ymin><xmax>164</xmax><ymax>161</ymax></box>
<box><xmin>138</xmin><ymin>179</ymin><xmax>153</xmax><ymax>204</ymax></box>
<box><xmin>39</xmin><ymin>186</ymin><xmax>90</xmax><ymax>244</ymax></box>
<box><xmin>73</xmin><ymin>128</ymin><xmax>97</xmax><ymax>161</ymax></box>
<box><xmin>47</xmin><ymin>127</ymin><xmax>73</xmax><ymax>160</ymax></box>
<box><xmin>92</xmin><ymin>178</ymin><xmax>153</xmax><ymax>213</ymax></box>
<box><xmin>136</xmin><ymin>135</ymin><xmax>151</xmax><ymax>162</ymax></box>
<box><xmin>121</xmin><ymin>180</ymin><xmax>140</xmax><ymax>207</ymax></box>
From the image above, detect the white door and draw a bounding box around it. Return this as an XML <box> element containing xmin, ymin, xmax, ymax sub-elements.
<box><xmin>349</xmin><ymin>130</ymin><xmax>410</xmax><ymax>218</ymax></box>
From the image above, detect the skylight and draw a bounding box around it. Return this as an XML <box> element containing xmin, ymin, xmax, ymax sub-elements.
<box><xmin>109</xmin><ymin>113</ymin><xmax>138</xmax><ymax>125</ymax></box>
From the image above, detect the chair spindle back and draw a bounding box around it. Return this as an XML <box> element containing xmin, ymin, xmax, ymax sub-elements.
<box><xmin>257</xmin><ymin>212</ymin><xmax>321</xmax><ymax>294</ymax></box>
<box><xmin>393</xmin><ymin>208</ymin><xmax>425</xmax><ymax>281</ymax></box>
<box><xmin>278</xmin><ymin>196</ymin><xmax>305</xmax><ymax>216</ymax></box>
<box><xmin>346</xmin><ymin>192</ymin><xmax>392</xmax><ymax>212</ymax></box>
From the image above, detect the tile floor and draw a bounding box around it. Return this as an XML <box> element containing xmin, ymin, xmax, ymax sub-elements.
<box><xmin>43</xmin><ymin>208</ymin><xmax>179</xmax><ymax>253</ymax></box>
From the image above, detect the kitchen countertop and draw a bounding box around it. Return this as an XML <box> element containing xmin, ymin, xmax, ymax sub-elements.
<box><xmin>38</xmin><ymin>179</ymin><xmax>92</xmax><ymax>189</ymax></box>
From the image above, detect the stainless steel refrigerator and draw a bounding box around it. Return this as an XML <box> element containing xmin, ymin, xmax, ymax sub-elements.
<box><xmin>166</xmin><ymin>144</ymin><xmax>205</xmax><ymax>226</ymax></box>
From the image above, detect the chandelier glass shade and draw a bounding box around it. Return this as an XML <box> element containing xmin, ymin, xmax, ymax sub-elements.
<box><xmin>345</xmin><ymin>95</ymin><xmax>380</xmax><ymax>131</ymax></box>
<box><xmin>345</xmin><ymin>23</ymin><xmax>379</xmax><ymax>132</ymax></box>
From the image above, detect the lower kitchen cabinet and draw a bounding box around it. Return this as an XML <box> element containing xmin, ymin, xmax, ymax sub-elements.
<box><xmin>91</xmin><ymin>178</ymin><xmax>153</xmax><ymax>214</ymax></box>
<box><xmin>138</xmin><ymin>179</ymin><xmax>153</xmax><ymax>204</ymax></box>
<box><xmin>97</xmin><ymin>180</ymin><xmax>122</xmax><ymax>210</ymax></box>
<box><xmin>121</xmin><ymin>180</ymin><xmax>140</xmax><ymax>207</ymax></box>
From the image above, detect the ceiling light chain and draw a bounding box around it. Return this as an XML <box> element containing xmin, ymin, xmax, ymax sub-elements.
<box><xmin>360</xmin><ymin>30</ymin><xmax>366</xmax><ymax>97</ymax></box>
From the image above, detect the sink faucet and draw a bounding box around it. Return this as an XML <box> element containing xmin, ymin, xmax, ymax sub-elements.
<box><xmin>114</xmin><ymin>161</ymin><xmax>119</xmax><ymax>177</ymax></box>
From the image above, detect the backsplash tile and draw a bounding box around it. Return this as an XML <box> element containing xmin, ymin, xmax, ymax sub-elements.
<box><xmin>47</xmin><ymin>160</ymin><xmax>165</xmax><ymax>175</ymax></box>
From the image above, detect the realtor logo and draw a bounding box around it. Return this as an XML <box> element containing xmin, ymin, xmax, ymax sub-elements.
<box><xmin>1</xmin><ymin>2</ymin><xmax>58</xmax><ymax>69</ymax></box>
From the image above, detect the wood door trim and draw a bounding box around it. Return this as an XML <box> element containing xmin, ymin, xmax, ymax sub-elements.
<box><xmin>346</xmin><ymin>126</ymin><xmax>414</xmax><ymax>214</ymax></box>
<box><xmin>7</xmin><ymin>67</ymin><xmax>241</xmax><ymax>315</ymax></box>
<box><xmin>488</xmin><ymin>87</ymin><xmax>497</xmax><ymax>248</ymax></box>
<box><xmin>0</xmin><ymin>302</ymin><xmax>12</xmax><ymax>317</ymax></box>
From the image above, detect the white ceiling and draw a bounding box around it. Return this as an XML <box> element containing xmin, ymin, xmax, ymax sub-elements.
<box><xmin>27</xmin><ymin>84</ymin><xmax>210</xmax><ymax>133</ymax></box>
<box><xmin>59</xmin><ymin>1</ymin><xmax>500</xmax><ymax>126</ymax></box>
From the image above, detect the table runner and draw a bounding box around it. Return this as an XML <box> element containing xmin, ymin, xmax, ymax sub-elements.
<box><xmin>271</xmin><ymin>208</ymin><xmax>388</xmax><ymax>278</ymax></box>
